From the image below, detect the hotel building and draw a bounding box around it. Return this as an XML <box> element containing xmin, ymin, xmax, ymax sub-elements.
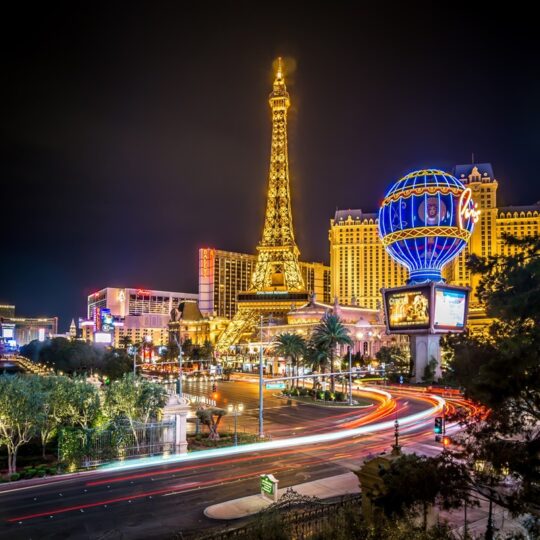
<box><xmin>330</xmin><ymin>163</ymin><xmax>540</xmax><ymax>309</ymax></box>
<box><xmin>82</xmin><ymin>287</ymin><xmax>228</xmax><ymax>348</ymax></box>
<box><xmin>199</xmin><ymin>248</ymin><xmax>331</xmax><ymax>319</ymax></box>
<box><xmin>0</xmin><ymin>304</ymin><xmax>58</xmax><ymax>346</ymax></box>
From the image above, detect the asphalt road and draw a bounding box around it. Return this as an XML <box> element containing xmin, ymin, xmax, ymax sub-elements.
<box><xmin>0</xmin><ymin>384</ymin><xmax>446</xmax><ymax>540</ymax></box>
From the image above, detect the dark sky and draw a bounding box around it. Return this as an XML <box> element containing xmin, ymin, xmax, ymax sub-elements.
<box><xmin>2</xmin><ymin>3</ymin><xmax>539</xmax><ymax>330</ymax></box>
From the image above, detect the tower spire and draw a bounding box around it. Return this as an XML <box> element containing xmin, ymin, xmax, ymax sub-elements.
<box><xmin>250</xmin><ymin>58</ymin><xmax>304</xmax><ymax>291</ymax></box>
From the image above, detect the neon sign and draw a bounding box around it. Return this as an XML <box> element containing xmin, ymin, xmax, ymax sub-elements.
<box><xmin>458</xmin><ymin>187</ymin><xmax>480</xmax><ymax>230</ymax></box>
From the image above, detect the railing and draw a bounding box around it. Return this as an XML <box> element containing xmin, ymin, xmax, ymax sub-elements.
<box><xmin>182</xmin><ymin>392</ymin><xmax>217</xmax><ymax>407</ymax></box>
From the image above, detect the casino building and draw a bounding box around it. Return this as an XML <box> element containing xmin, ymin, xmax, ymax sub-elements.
<box><xmin>81</xmin><ymin>287</ymin><xmax>228</xmax><ymax>349</ymax></box>
<box><xmin>198</xmin><ymin>249</ymin><xmax>331</xmax><ymax>320</ymax></box>
<box><xmin>330</xmin><ymin>163</ymin><xmax>540</xmax><ymax>310</ymax></box>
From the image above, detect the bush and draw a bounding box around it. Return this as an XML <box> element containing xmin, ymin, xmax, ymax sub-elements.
<box><xmin>10</xmin><ymin>473</ymin><xmax>20</xmax><ymax>481</ymax></box>
<box><xmin>290</xmin><ymin>387</ymin><xmax>299</xmax><ymax>396</ymax></box>
<box><xmin>335</xmin><ymin>391</ymin><xmax>346</xmax><ymax>402</ymax></box>
<box><xmin>37</xmin><ymin>469</ymin><xmax>46</xmax><ymax>477</ymax></box>
<box><xmin>23</xmin><ymin>468</ymin><xmax>36</xmax><ymax>479</ymax></box>
<box><xmin>47</xmin><ymin>467</ymin><xmax>57</xmax><ymax>475</ymax></box>
<box><xmin>299</xmin><ymin>387</ymin><xmax>309</xmax><ymax>397</ymax></box>
<box><xmin>324</xmin><ymin>390</ymin><xmax>335</xmax><ymax>401</ymax></box>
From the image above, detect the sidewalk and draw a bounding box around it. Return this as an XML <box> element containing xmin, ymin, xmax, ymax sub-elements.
<box><xmin>204</xmin><ymin>472</ymin><xmax>360</xmax><ymax>520</ymax></box>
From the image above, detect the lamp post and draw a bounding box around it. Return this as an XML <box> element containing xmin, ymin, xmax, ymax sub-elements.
<box><xmin>259</xmin><ymin>315</ymin><xmax>264</xmax><ymax>438</ymax></box>
<box><xmin>227</xmin><ymin>403</ymin><xmax>244</xmax><ymax>446</ymax></box>
<box><xmin>348</xmin><ymin>346</ymin><xmax>353</xmax><ymax>406</ymax></box>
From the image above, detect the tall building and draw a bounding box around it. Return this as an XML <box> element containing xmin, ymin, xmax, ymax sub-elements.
<box><xmin>216</xmin><ymin>59</ymin><xmax>313</xmax><ymax>350</ymax></box>
<box><xmin>329</xmin><ymin>163</ymin><xmax>540</xmax><ymax>309</ymax></box>
<box><xmin>199</xmin><ymin>248</ymin><xmax>331</xmax><ymax>319</ymax></box>
<box><xmin>329</xmin><ymin>210</ymin><xmax>408</xmax><ymax>309</ymax></box>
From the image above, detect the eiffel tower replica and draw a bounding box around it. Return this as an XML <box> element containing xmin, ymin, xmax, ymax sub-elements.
<box><xmin>216</xmin><ymin>58</ymin><xmax>309</xmax><ymax>351</ymax></box>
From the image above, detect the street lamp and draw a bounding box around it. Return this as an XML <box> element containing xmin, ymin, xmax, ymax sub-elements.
<box><xmin>227</xmin><ymin>403</ymin><xmax>244</xmax><ymax>446</ymax></box>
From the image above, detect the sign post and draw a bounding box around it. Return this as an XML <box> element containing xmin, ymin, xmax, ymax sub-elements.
<box><xmin>260</xmin><ymin>474</ymin><xmax>279</xmax><ymax>502</ymax></box>
<box><xmin>265</xmin><ymin>382</ymin><xmax>286</xmax><ymax>390</ymax></box>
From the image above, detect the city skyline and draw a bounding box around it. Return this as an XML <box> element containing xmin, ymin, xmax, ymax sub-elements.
<box><xmin>2</xmin><ymin>4</ymin><xmax>539</xmax><ymax>327</ymax></box>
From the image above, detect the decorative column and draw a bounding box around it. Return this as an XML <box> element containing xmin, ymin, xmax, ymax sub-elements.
<box><xmin>163</xmin><ymin>393</ymin><xmax>190</xmax><ymax>455</ymax></box>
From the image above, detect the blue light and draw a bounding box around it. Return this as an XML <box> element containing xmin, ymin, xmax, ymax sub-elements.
<box><xmin>378</xmin><ymin>169</ymin><xmax>477</xmax><ymax>284</ymax></box>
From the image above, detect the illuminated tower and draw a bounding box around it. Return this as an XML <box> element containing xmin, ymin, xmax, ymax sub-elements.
<box><xmin>217</xmin><ymin>58</ymin><xmax>309</xmax><ymax>350</ymax></box>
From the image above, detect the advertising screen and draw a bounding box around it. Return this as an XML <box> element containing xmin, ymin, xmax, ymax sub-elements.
<box><xmin>385</xmin><ymin>287</ymin><xmax>431</xmax><ymax>331</ymax></box>
<box><xmin>434</xmin><ymin>287</ymin><xmax>467</xmax><ymax>331</ymax></box>
<box><xmin>101</xmin><ymin>308</ymin><xmax>115</xmax><ymax>333</ymax></box>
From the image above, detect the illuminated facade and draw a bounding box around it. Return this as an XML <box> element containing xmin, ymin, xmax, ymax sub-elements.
<box><xmin>87</xmin><ymin>287</ymin><xmax>197</xmax><ymax>320</ymax></box>
<box><xmin>216</xmin><ymin>59</ymin><xmax>309</xmax><ymax>350</ymax></box>
<box><xmin>330</xmin><ymin>163</ymin><xmax>540</xmax><ymax>309</ymax></box>
<box><xmin>0</xmin><ymin>304</ymin><xmax>58</xmax><ymax>346</ymax></box>
<box><xmin>330</xmin><ymin>210</ymin><xmax>408</xmax><ymax>309</ymax></box>
<box><xmin>199</xmin><ymin>248</ymin><xmax>330</xmax><ymax>319</ymax></box>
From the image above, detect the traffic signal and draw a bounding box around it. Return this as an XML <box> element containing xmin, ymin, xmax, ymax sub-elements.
<box><xmin>442</xmin><ymin>436</ymin><xmax>452</xmax><ymax>447</ymax></box>
<box><xmin>434</xmin><ymin>416</ymin><xmax>443</xmax><ymax>434</ymax></box>
<box><xmin>212</xmin><ymin>384</ymin><xmax>217</xmax><ymax>393</ymax></box>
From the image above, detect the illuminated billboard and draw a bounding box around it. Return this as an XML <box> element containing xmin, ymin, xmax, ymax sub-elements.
<box><xmin>433</xmin><ymin>287</ymin><xmax>467</xmax><ymax>331</ymax></box>
<box><xmin>94</xmin><ymin>332</ymin><xmax>112</xmax><ymax>344</ymax></box>
<box><xmin>383</xmin><ymin>283</ymin><xmax>469</xmax><ymax>334</ymax></box>
<box><xmin>385</xmin><ymin>286</ymin><xmax>431</xmax><ymax>331</ymax></box>
<box><xmin>101</xmin><ymin>308</ymin><xmax>115</xmax><ymax>333</ymax></box>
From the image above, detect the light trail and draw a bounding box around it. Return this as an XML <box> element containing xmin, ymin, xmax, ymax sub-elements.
<box><xmin>97</xmin><ymin>390</ymin><xmax>444</xmax><ymax>475</ymax></box>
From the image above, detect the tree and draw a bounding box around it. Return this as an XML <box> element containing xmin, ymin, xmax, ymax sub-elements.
<box><xmin>444</xmin><ymin>234</ymin><xmax>540</xmax><ymax>514</ymax></box>
<box><xmin>311</xmin><ymin>314</ymin><xmax>353</xmax><ymax>392</ymax></box>
<box><xmin>35</xmin><ymin>376</ymin><xmax>73</xmax><ymax>458</ymax></box>
<box><xmin>104</xmin><ymin>374</ymin><xmax>167</xmax><ymax>448</ymax></box>
<box><xmin>101</xmin><ymin>349</ymin><xmax>132</xmax><ymax>381</ymax></box>
<box><xmin>119</xmin><ymin>336</ymin><xmax>132</xmax><ymax>349</ymax></box>
<box><xmin>375</xmin><ymin>345</ymin><xmax>410</xmax><ymax>376</ymax></box>
<box><xmin>196</xmin><ymin>407</ymin><xmax>227</xmax><ymax>440</ymax></box>
<box><xmin>0</xmin><ymin>375</ymin><xmax>43</xmax><ymax>474</ymax></box>
<box><xmin>376</xmin><ymin>452</ymin><xmax>474</xmax><ymax>531</ymax></box>
<box><xmin>63</xmin><ymin>377</ymin><xmax>101</xmax><ymax>430</ymax></box>
<box><xmin>273</xmin><ymin>333</ymin><xmax>306</xmax><ymax>387</ymax></box>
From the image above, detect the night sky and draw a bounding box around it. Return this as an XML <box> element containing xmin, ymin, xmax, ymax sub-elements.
<box><xmin>2</xmin><ymin>3</ymin><xmax>539</xmax><ymax>330</ymax></box>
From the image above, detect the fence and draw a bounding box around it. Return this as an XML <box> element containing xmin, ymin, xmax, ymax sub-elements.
<box><xmin>176</xmin><ymin>490</ymin><xmax>363</xmax><ymax>540</ymax></box>
<box><xmin>59</xmin><ymin>420</ymin><xmax>176</xmax><ymax>468</ymax></box>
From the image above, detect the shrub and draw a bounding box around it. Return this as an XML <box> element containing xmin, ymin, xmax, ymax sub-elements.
<box><xmin>317</xmin><ymin>391</ymin><xmax>325</xmax><ymax>400</ymax></box>
<box><xmin>10</xmin><ymin>473</ymin><xmax>20</xmax><ymax>481</ymax></box>
<box><xmin>47</xmin><ymin>467</ymin><xmax>57</xmax><ymax>475</ymax></box>
<box><xmin>23</xmin><ymin>468</ymin><xmax>37</xmax><ymax>479</ymax></box>
<box><xmin>335</xmin><ymin>391</ymin><xmax>346</xmax><ymax>402</ymax></box>
<box><xmin>324</xmin><ymin>390</ymin><xmax>335</xmax><ymax>401</ymax></box>
<box><xmin>299</xmin><ymin>387</ymin><xmax>308</xmax><ymax>396</ymax></box>
<box><xmin>37</xmin><ymin>469</ymin><xmax>46</xmax><ymax>478</ymax></box>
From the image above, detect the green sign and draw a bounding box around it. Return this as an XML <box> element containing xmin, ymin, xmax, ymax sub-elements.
<box><xmin>265</xmin><ymin>382</ymin><xmax>286</xmax><ymax>390</ymax></box>
<box><xmin>260</xmin><ymin>474</ymin><xmax>276</xmax><ymax>496</ymax></box>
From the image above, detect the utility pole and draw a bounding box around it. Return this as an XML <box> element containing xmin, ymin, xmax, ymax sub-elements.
<box><xmin>259</xmin><ymin>315</ymin><xmax>264</xmax><ymax>438</ymax></box>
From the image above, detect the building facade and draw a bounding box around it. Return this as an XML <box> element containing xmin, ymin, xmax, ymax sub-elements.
<box><xmin>199</xmin><ymin>248</ymin><xmax>331</xmax><ymax>319</ymax></box>
<box><xmin>87</xmin><ymin>287</ymin><xmax>198</xmax><ymax>320</ymax></box>
<box><xmin>82</xmin><ymin>287</ymin><xmax>227</xmax><ymax>349</ymax></box>
<box><xmin>330</xmin><ymin>163</ymin><xmax>540</xmax><ymax>309</ymax></box>
<box><xmin>329</xmin><ymin>210</ymin><xmax>408</xmax><ymax>309</ymax></box>
<box><xmin>0</xmin><ymin>304</ymin><xmax>58</xmax><ymax>347</ymax></box>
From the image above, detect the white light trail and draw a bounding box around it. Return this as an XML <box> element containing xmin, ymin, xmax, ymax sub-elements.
<box><xmin>101</xmin><ymin>390</ymin><xmax>445</xmax><ymax>474</ymax></box>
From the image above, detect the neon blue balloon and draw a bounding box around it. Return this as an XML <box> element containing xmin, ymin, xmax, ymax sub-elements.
<box><xmin>378</xmin><ymin>169</ymin><xmax>478</xmax><ymax>283</ymax></box>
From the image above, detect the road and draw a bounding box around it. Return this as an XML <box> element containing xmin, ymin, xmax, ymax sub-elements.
<box><xmin>0</xmin><ymin>384</ymin><xmax>465</xmax><ymax>540</ymax></box>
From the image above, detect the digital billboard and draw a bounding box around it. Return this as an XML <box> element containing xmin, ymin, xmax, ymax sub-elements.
<box><xmin>94</xmin><ymin>332</ymin><xmax>112</xmax><ymax>344</ymax></box>
<box><xmin>433</xmin><ymin>287</ymin><xmax>467</xmax><ymax>331</ymax></box>
<box><xmin>384</xmin><ymin>286</ymin><xmax>431</xmax><ymax>332</ymax></box>
<box><xmin>101</xmin><ymin>308</ymin><xmax>115</xmax><ymax>332</ymax></box>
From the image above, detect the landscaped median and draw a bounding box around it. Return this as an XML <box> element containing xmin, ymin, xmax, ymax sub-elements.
<box><xmin>279</xmin><ymin>386</ymin><xmax>372</xmax><ymax>407</ymax></box>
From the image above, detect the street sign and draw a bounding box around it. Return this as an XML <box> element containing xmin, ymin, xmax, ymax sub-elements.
<box><xmin>265</xmin><ymin>382</ymin><xmax>286</xmax><ymax>390</ymax></box>
<box><xmin>260</xmin><ymin>474</ymin><xmax>279</xmax><ymax>502</ymax></box>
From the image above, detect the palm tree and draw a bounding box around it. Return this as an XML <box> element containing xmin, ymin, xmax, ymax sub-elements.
<box><xmin>119</xmin><ymin>335</ymin><xmax>132</xmax><ymax>350</ymax></box>
<box><xmin>273</xmin><ymin>333</ymin><xmax>306</xmax><ymax>387</ymax></box>
<box><xmin>304</xmin><ymin>341</ymin><xmax>329</xmax><ymax>392</ymax></box>
<box><xmin>311</xmin><ymin>314</ymin><xmax>353</xmax><ymax>393</ymax></box>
